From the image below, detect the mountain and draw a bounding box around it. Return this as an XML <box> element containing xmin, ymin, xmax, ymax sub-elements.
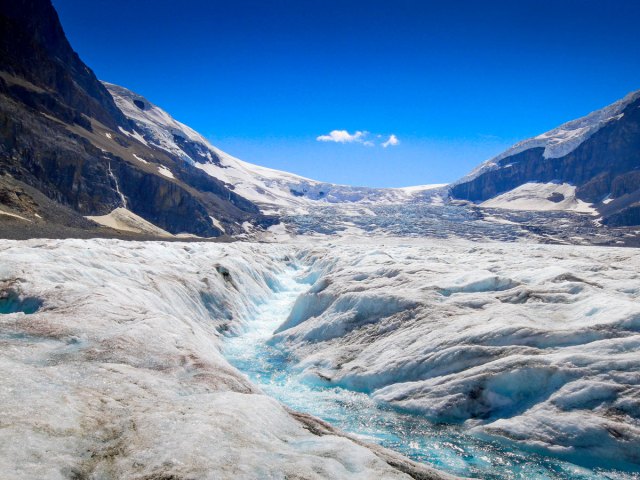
<box><xmin>0</xmin><ymin>0</ymin><xmax>445</xmax><ymax>240</ymax></box>
<box><xmin>1</xmin><ymin>0</ymin><xmax>638</xmax><ymax>240</ymax></box>
<box><xmin>105</xmin><ymin>83</ymin><xmax>445</xmax><ymax>215</ymax></box>
<box><xmin>0</xmin><ymin>0</ymin><xmax>276</xmax><ymax>239</ymax></box>
<box><xmin>451</xmin><ymin>91</ymin><xmax>640</xmax><ymax>226</ymax></box>
<box><xmin>0</xmin><ymin>0</ymin><xmax>129</xmax><ymax>130</ymax></box>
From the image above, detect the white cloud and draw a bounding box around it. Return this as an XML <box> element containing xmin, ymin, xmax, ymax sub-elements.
<box><xmin>316</xmin><ymin>130</ymin><xmax>400</xmax><ymax>148</ymax></box>
<box><xmin>382</xmin><ymin>134</ymin><xmax>399</xmax><ymax>148</ymax></box>
<box><xmin>316</xmin><ymin>130</ymin><xmax>367</xmax><ymax>143</ymax></box>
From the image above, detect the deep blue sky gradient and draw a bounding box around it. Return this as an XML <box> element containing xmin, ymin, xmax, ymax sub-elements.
<box><xmin>53</xmin><ymin>0</ymin><xmax>640</xmax><ymax>187</ymax></box>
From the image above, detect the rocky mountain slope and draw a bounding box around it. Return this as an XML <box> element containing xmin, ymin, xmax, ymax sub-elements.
<box><xmin>0</xmin><ymin>0</ymin><xmax>275</xmax><ymax>238</ymax></box>
<box><xmin>451</xmin><ymin>91</ymin><xmax>640</xmax><ymax>226</ymax></box>
<box><xmin>105</xmin><ymin>82</ymin><xmax>444</xmax><ymax>215</ymax></box>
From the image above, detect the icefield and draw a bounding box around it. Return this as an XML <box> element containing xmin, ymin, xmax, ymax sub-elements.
<box><xmin>1</xmin><ymin>237</ymin><xmax>639</xmax><ymax>479</ymax></box>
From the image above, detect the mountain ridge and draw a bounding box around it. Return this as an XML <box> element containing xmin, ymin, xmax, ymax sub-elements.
<box><xmin>451</xmin><ymin>89</ymin><xmax>640</xmax><ymax>226</ymax></box>
<box><xmin>105</xmin><ymin>82</ymin><xmax>446</xmax><ymax>215</ymax></box>
<box><xmin>0</xmin><ymin>0</ymin><xmax>277</xmax><ymax>239</ymax></box>
<box><xmin>1</xmin><ymin>0</ymin><xmax>639</xmax><ymax>240</ymax></box>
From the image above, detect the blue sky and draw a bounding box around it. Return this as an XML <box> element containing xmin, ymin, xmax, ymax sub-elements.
<box><xmin>53</xmin><ymin>0</ymin><xmax>640</xmax><ymax>187</ymax></box>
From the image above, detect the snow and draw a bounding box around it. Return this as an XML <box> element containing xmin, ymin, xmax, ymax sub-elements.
<box><xmin>192</xmin><ymin>148</ymin><xmax>447</xmax><ymax>213</ymax></box>
<box><xmin>105</xmin><ymin>83</ymin><xmax>205</xmax><ymax>165</ymax></box>
<box><xmin>86</xmin><ymin>207</ymin><xmax>172</xmax><ymax>236</ymax></box>
<box><xmin>118</xmin><ymin>126</ymin><xmax>149</xmax><ymax>146</ymax></box>
<box><xmin>132</xmin><ymin>153</ymin><xmax>148</xmax><ymax>164</ymax></box>
<box><xmin>394</xmin><ymin>184</ymin><xmax>448</xmax><ymax>194</ymax></box>
<box><xmin>209</xmin><ymin>216</ymin><xmax>226</xmax><ymax>234</ymax></box>
<box><xmin>0</xmin><ymin>210</ymin><xmax>32</xmax><ymax>222</ymax></box>
<box><xmin>480</xmin><ymin>182</ymin><xmax>597</xmax><ymax>214</ymax></box>
<box><xmin>458</xmin><ymin>90</ymin><xmax>640</xmax><ymax>183</ymax></box>
<box><xmin>157</xmin><ymin>165</ymin><xmax>174</xmax><ymax>179</ymax></box>
<box><xmin>0</xmin><ymin>239</ymin><xmax>442</xmax><ymax>480</ymax></box>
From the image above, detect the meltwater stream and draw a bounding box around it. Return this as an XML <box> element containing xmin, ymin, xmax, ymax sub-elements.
<box><xmin>223</xmin><ymin>266</ymin><xmax>635</xmax><ymax>480</ymax></box>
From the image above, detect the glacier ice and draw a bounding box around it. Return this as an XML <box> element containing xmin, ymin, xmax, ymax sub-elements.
<box><xmin>0</xmin><ymin>239</ymin><xmax>446</xmax><ymax>480</ymax></box>
<box><xmin>271</xmin><ymin>237</ymin><xmax>640</xmax><ymax>473</ymax></box>
<box><xmin>1</xmin><ymin>236</ymin><xmax>639</xmax><ymax>478</ymax></box>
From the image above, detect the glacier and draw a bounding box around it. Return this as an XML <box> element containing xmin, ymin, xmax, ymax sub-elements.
<box><xmin>1</xmin><ymin>237</ymin><xmax>639</xmax><ymax>479</ymax></box>
<box><xmin>269</xmin><ymin>237</ymin><xmax>640</xmax><ymax>476</ymax></box>
<box><xmin>0</xmin><ymin>239</ymin><xmax>446</xmax><ymax>480</ymax></box>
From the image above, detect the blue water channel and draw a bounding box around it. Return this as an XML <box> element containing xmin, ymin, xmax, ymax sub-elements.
<box><xmin>223</xmin><ymin>266</ymin><xmax>637</xmax><ymax>480</ymax></box>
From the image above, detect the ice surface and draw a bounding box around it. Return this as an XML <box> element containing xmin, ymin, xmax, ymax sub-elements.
<box><xmin>272</xmin><ymin>237</ymin><xmax>640</xmax><ymax>472</ymax></box>
<box><xmin>0</xmin><ymin>239</ymin><xmax>443</xmax><ymax>480</ymax></box>
<box><xmin>2</xmin><ymin>237</ymin><xmax>638</xmax><ymax>478</ymax></box>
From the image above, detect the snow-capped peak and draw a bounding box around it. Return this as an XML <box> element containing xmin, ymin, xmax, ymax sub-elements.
<box><xmin>105</xmin><ymin>82</ymin><xmax>213</xmax><ymax>164</ymax></box>
<box><xmin>104</xmin><ymin>82</ymin><xmax>446</xmax><ymax>212</ymax></box>
<box><xmin>459</xmin><ymin>89</ymin><xmax>640</xmax><ymax>184</ymax></box>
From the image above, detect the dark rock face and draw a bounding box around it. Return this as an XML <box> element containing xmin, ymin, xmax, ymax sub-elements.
<box><xmin>451</xmin><ymin>96</ymin><xmax>640</xmax><ymax>226</ymax></box>
<box><xmin>604</xmin><ymin>204</ymin><xmax>640</xmax><ymax>227</ymax></box>
<box><xmin>172</xmin><ymin>133</ymin><xmax>223</xmax><ymax>166</ymax></box>
<box><xmin>547</xmin><ymin>193</ymin><xmax>565</xmax><ymax>203</ymax></box>
<box><xmin>451</xmin><ymin>148</ymin><xmax>546</xmax><ymax>202</ymax></box>
<box><xmin>0</xmin><ymin>91</ymin><xmax>120</xmax><ymax>213</ymax></box>
<box><xmin>0</xmin><ymin>0</ymin><xmax>129</xmax><ymax>130</ymax></box>
<box><xmin>0</xmin><ymin>0</ymin><xmax>274</xmax><ymax>237</ymax></box>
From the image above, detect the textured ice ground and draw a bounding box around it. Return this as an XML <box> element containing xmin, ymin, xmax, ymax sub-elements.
<box><xmin>0</xmin><ymin>239</ymin><xmax>447</xmax><ymax>480</ymax></box>
<box><xmin>273</xmin><ymin>237</ymin><xmax>640</xmax><ymax>473</ymax></box>
<box><xmin>2</xmin><ymin>237</ymin><xmax>639</xmax><ymax>479</ymax></box>
<box><xmin>281</xmin><ymin>203</ymin><xmax>638</xmax><ymax>247</ymax></box>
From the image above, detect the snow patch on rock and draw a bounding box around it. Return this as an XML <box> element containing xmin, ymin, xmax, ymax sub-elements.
<box><xmin>157</xmin><ymin>165</ymin><xmax>174</xmax><ymax>179</ymax></box>
<box><xmin>480</xmin><ymin>182</ymin><xmax>597</xmax><ymax>214</ymax></box>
